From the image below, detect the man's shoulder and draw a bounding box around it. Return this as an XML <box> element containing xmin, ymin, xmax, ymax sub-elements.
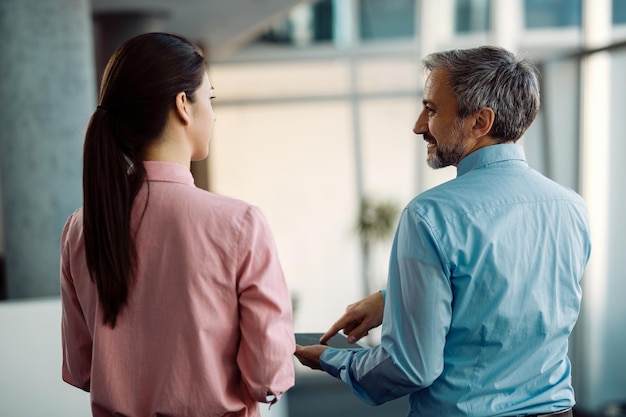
<box><xmin>408</xmin><ymin>176</ymin><xmax>475</xmax><ymax>208</ymax></box>
<box><xmin>405</xmin><ymin>165</ymin><xmax>587</xmax><ymax>221</ymax></box>
<box><xmin>404</xmin><ymin>181</ymin><xmax>466</xmax><ymax>223</ymax></box>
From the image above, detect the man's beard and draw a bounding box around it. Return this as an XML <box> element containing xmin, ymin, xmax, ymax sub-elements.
<box><xmin>426</xmin><ymin>120</ymin><xmax>466</xmax><ymax>169</ymax></box>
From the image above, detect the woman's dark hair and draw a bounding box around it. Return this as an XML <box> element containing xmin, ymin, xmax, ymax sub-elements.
<box><xmin>83</xmin><ymin>32</ymin><xmax>207</xmax><ymax>327</ymax></box>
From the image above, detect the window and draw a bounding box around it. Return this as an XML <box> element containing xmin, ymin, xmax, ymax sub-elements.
<box><xmin>614</xmin><ymin>0</ymin><xmax>626</xmax><ymax>24</ymax></box>
<box><xmin>455</xmin><ymin>0</ymin><xmax>490</xmax><ymax>33</ymax></box>
<box><xmin>255</xmin><ymin>0</ymin><xmax>334</xmax><ymax>46</ymax></box>
<box><xmin>359</xmin><ymin>0</ymin><xmax>415</xmax><ymax>40</ymax></box>
<box><xmin>313</xmin><ymin>0</ymin><xmax>334</xmax><ymax>41</ymax></box>
<box><xmin>524</xmin><ymin>0</ymin><xmax>581</xmax><ymax>29</ymax></box>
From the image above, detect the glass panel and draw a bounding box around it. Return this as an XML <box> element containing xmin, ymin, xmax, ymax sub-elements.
<box><xmin>455</xmin><ymin>0</ymin><xmax>490</xmax><ymax>33</ymax></box>
<box><xmin>210</xmin><ymin>60</ymin><xmax>351</xmax><ymax>100</ymax></box>
<box><xmin>313</xmin><ymin>0</ymin><xmax>334</xmax><ymax>41</ymax></box>
<box><xmin>210</xmin><ymin>100</ymin><xmax>362</xmax><ymax>334</ymax></box>
<box><xmin>524</xmin><ymin>0</ymin><xmax>581</xmax><ymax>28</ymax></box>
<box><xmin>356</xmin><ymin>58</ymin><xmax>420</xmax><ymax>93</ymax></box>
<box><xmin>614</xmin><ymin>0</ymin><xmax>626</xmax><ymax>24</ymax></box>
<box><xmin>254</xmin><ymin>0</ymin><xmax>334</xmax><ymax>46</ymax></box>
<box><xmin>360</xmin><ymin>97</ymin><xmax>419</xmax><ymax>204</ymax></box>
<box><xmin>359</xmin><ymin>0</ymin><xmax>415</xmax><ymax>40</ymax></box>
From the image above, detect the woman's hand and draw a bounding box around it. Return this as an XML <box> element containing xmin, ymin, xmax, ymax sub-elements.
<box><xmin>294</xmin><ymin>344</ymin><xmax>329</xmax><ymax>370</ymax></box>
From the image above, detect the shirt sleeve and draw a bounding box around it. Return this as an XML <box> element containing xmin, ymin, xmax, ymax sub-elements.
<box><xmin>320</xmin><ymin>207</ymin><xmax>452</xmax><ymax>405</ymax></box>
<box><xmin>60</xmin><ymin>211</ymin><xmax>93</xmax><ymax>392</ymax></box>
<box><xmin>235</xmin><ymin>206</ymin><xmax>295</xmax><ymax>403</ymax></box>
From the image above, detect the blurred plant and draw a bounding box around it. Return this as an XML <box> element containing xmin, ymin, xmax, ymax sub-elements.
<box><xmin>357</xmin><ymin>196</ymin><xmax>400</xmax><ymax>297</ymax></box>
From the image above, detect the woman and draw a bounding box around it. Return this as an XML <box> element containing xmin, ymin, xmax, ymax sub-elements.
<box><xmin>60</xmin><ymin>32</ymin><xmax>295</xmax><ymax>417</ymax></box>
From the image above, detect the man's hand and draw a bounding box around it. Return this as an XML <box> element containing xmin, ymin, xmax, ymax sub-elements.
<box><xmin>294</xmin><ymin>344</ymin><xmax>329</xmax><ymax>370</ymax></box>
<box><xmin>320</xmin><ymin>291</ymin><xmax>384</xmax><ymax>345</ymax></box>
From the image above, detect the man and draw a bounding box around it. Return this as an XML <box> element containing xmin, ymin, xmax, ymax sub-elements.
<box><xmin>295</xmin><ymin>46</ymin><xmax>591</xmax><ymax>417</ymax></box>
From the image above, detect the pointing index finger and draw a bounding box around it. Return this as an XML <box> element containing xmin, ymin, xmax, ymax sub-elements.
<box><xmin>319</xmin><ymin>323</ymin><xmax>342</xmax><ymax>344</ymax></box>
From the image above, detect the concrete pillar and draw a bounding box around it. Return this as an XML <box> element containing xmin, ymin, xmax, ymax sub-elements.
<box><xmin>0</xmin><ymin>0</ymin><xmax>96</xmax><ymax>298</ymax></box>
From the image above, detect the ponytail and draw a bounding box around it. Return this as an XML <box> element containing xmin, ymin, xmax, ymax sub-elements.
<box><xmin>83</xmin><ymin>107</ymin><xmax>145</xmax><ymax>327</ymax></box>
<box><xmin>82</xmin><ymin>33</ymin><xmax>206</xmax><ymax>327</ymax></box>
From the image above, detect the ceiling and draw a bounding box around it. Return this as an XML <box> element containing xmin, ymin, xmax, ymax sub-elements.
<box><xmin>91</xmin><ymin>0</ymin><xmax>313</xmax><ymax>59</ymax></box>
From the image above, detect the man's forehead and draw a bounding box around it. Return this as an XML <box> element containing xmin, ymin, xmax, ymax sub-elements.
<box><xmin>425</xmin><ymin>68</ymin><xmax>449</xmax><ymax>87</ymax></box>
<box><xmin>425</xmin><ymin>69</ymin><xmax>453</xmax><ymax>96</ymax></box>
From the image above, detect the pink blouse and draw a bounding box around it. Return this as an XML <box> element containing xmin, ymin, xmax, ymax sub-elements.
<box><xmin>60</xmin><ymin>161</ymin><xmax>295</xmax><ymax>417</ymax></box>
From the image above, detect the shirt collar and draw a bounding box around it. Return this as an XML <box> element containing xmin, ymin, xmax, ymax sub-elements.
<box><xmin>143</xmin><ymin>161</ymin><xmax>195</xmax><ymax>186</ymax></box>
<box><xmin>456</xmin><ymin>144</ymin><xmax>527</xmax><ymax>177</ymax></box>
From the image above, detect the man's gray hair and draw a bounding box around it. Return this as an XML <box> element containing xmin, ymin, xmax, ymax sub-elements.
<box><xmin>422</xmin><ymin>46</ymin><xmax>541</xmax><ymax>143</ymax></box>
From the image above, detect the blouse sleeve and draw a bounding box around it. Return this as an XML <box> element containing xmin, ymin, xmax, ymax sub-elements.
<box><xmin>60</xmin><ymin>211</ymin><xmax>93</xmax><ymax>392</ymax></box>
<box><xmin>235</xmin><ymin>206</ymin><xmax>295</xmax><ymax>403</ymax></box>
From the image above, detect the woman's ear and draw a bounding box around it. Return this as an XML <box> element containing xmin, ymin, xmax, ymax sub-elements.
<box><xmin>471</xmin><ymin>107</ymin><xmax>495</xmax><ymax>138</ymax></box>
<box><xmin>174</xmin><ymin>92</ymin><xmax>191</xmax><ymax>125</ymax></box>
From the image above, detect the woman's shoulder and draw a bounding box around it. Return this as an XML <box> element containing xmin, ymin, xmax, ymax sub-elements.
<box><xmin>186</xmin><ymin>188</ymin><xmax>269</xmax><ymax>224</ymax></box>
<box><xmin>192</xmin><ymin>188</ymin><xmax>252</xmax><ymax>210</ymax></box>
<box><xmin>63</xmin><ymin>208</ymin><xmax>83</xmax><ymax>233</ymax></box>
<box><xmin>60</xmin><ymin>208</ymin><xmax>85</xmax><ymax>250</ymax></box>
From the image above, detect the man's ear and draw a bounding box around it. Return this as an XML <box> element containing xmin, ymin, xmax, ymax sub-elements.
<box><xmin>471</xmin><ymin>107</ymin><xmax>495</xmax><ymax>138</ymax></box>
<box><xmin>174</xmin><ymin>91</ymin><xmax>191</xmax><ymax>125</ymax></box>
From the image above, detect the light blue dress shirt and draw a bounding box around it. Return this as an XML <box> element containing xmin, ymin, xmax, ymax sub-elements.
<box><xmin>320</xmin><ymin>144</ymin><xmax>591</xmax><ymax>416</ymax></box>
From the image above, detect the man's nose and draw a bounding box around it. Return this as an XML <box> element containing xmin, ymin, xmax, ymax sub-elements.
<box><xmin>413</xmin><ymin>111</ymin><xmax>427</xmax><ymax>134</ymax></box>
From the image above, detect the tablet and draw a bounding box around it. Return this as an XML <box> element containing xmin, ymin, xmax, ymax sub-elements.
<box><xmin>295</xmin><ymin>332</ymin><xmax>369</xmax><ymax>349</ymax></box>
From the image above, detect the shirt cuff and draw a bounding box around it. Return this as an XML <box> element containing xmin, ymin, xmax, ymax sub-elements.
<box><xmin>320</xmin><ymin>347</ymin><xmax>353</xmax><ymax>379</ymax></box>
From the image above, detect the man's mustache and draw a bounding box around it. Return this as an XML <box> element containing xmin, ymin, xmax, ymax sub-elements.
<box><xmin>423</xmin><ymin>134</ymin><xmax>436</xmax><ymax>143</ymax></box>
